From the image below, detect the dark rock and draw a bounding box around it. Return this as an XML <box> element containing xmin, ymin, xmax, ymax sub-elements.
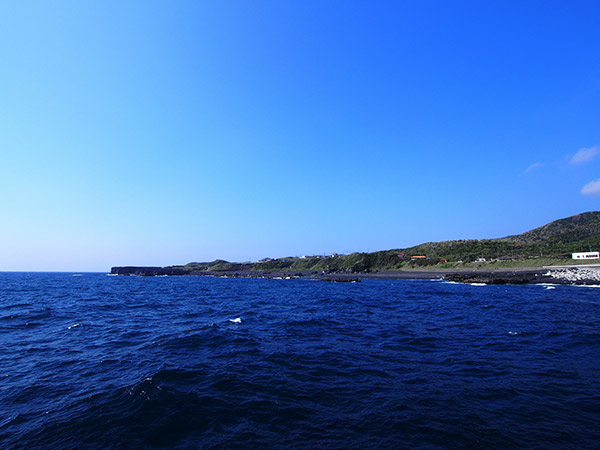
<box><xmin>110</xmin><ymin>266</ymin><xmax>188</xmax><ymax>276</ymax></box>
<box><xmin>444</xmin><ymin>271</ymin><xmax>539</xmax><ymax>285</ymax></box>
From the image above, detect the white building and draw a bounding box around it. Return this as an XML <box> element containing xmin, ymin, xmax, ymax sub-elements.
<box><xmin>572</xmin><ymin>251</ymin><xmax>600</xmax><ymax>260</ymax></box>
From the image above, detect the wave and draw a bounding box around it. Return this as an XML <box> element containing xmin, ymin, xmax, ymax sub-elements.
<box><xmin>3</xmin><ymin>272</ymin><xmax>600</xmax><ymax>449</ymax></box>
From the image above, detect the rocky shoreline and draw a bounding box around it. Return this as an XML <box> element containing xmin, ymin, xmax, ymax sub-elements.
<box><xmin>540</xmin><ymin>267</ymin><xmax>600</xmax><ymax>284</ymax></box>
<box><xmin>110</xmin><ymin>265</ymin><xmax>600</xmax><ymax>285</ymax></box>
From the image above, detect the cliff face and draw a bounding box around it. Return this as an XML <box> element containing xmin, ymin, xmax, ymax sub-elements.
<box><xmin>110</xmin><ymin>266</ymin><xmax>188</xmax><ymax>276</ymax></box>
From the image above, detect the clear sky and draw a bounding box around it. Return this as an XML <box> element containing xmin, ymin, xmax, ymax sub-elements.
<box><xmin>1</xmin><ymin>1</ymin><xmax>599</xmax><ymax>271</ymax></box>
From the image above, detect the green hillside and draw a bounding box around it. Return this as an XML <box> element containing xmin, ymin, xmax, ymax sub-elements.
<box><xmin>172</xmin><ymin>212</ymin><xmax>600</xmax><ymax>273</ymax></box>
<box><xmin>505</xmin><ymin>211</ymin><xmax>600</xmax><ymax>244</ymax></box>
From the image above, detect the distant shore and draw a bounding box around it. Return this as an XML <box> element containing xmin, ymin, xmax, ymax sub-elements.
<box><xmin>110</xmin><ymin>264</ymin><xmax>600</xmax><ymax>285</ymax></box>
<box><xmin>111</xmin><ymin>211</ymin><xmax>600</xmax><ymax>284</ymax></box>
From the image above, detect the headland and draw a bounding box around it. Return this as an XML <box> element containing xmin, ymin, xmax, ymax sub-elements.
<box><xmin>111</xmin><ymin>212</ymin><xmax>600</xmax><ymax>285</ymax></box>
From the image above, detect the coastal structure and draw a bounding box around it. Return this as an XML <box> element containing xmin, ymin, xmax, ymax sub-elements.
<box><xmin>572</xmin><ymin>251</ymin><xmax>599</xmax><ymax>260</ymax></box>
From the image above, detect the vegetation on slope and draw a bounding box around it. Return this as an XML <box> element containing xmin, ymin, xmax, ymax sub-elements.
<box><xmin>171</xmin><ymin>212</ymin><xmax>600</xmax><ymax>273</ymax></box>
<box><xmin>505</xmin><ymin>211</ymin><xmax>600</xmax><ymax>244</ymax></box>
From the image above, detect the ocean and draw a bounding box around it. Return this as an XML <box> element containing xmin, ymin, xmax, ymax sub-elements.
<box><xmin>1</xmin><ymin>272</ymin><xmax>599</xmax><ymax>449</ymax></box>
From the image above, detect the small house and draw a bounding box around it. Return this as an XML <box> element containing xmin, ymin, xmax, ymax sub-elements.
<box><xmin>572</xmin><ymin>251</ymin><xmax>600</xmax><ymax>260</ymax></box>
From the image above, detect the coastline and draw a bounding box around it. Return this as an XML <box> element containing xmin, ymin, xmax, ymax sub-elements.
<box><xmin>110</xmin><ymin>264</ymin><xmax>600</xmax><ymax>285</ymax></box>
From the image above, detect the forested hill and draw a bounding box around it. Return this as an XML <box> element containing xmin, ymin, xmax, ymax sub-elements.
<box><xmin>174</xmin><ymin>212</ymin><xmax>600</xmax><ymax>273</ymax></box>
<box><xmin>504</xmin><ymin>211</ymin><xmax>600</xmax><ymax>244</ymax></box>
<box><xmin>112</xmin><ymin>212</ymin><xmax>600</xmax><ymax>275</ymax></box>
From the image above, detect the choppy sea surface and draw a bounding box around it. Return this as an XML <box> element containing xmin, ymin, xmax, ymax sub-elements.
<box><xmin>1</xmin><ymin>272</ymin><xmax>599</xmax><ymax>449</ymax></box>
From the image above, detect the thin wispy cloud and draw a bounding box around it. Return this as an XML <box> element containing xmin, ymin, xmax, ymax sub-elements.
<box><xmin>569</xmin><ymin>145</ymin><xmax>600</xmax><ymax>165</ymax></box>
<box><xmin>581</xmin><ymin>178</ymin><xmax>600</xmax><ymax>196</ymax></box>
<box><xmin>523</xmin><ymin>162</ymin><xmax>543</xmax><ymax>174</ymax></box>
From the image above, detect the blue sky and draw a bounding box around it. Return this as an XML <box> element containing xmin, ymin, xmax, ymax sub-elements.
<box><xmin>1</xmin><ymin>1</ymin><xmax>599</xmax><ymax>271</ymax></box>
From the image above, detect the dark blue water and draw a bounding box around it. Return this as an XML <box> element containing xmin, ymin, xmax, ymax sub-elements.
<box><xmin>1</xmin><ymin>273</ymin><xmax>599</xmax><ymax>449</ymax></box>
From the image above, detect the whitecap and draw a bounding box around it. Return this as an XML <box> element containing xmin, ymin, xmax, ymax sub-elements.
<box><xmin>67</xmin><ymin>323</ymin><xmax>82</xmax><ymax>330</ymax></box>
<box><xmin>229</xmin><ymin>317</ymin><xmax>242</xmax><ymax>324</ymax></box>
<box><xmin>469</xmin><ymin>283</ymin><xmax>487</xmax><ymax>286</ymax></box>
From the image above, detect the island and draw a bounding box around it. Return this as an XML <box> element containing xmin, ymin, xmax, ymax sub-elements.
<box><xmin>111</xmin><ymin>212</ymin><xmax>600</xmax><ymax>285</ymax></box>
